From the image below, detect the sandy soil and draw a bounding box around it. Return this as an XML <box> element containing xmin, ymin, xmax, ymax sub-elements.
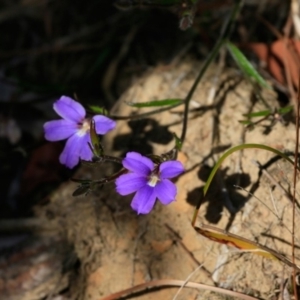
<box><xmin>3</xmin><ymin>57</ymin><xmax>299</xmax><ymax>300</ymax></box>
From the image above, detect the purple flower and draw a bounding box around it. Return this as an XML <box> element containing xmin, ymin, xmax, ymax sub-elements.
<box><xmin>116</xmin><ymin>152</ymin><xmax>184</xmax><ymax>214</ymax></box>
<box><xmin>43</xmin><ymin>96</ymin><xmax>116</xmax><ymax>168</ymax></box>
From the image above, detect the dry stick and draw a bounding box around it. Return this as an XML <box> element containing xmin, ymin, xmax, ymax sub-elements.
<box><xmin>292</xmin><ymin>74</ymin><xmax>300</xmax><ymax>300</ymax></box>
<box><xmin>284</xmin><ymin>19</ymin><xmax>300</xmax><ymax>67</ymax></box>
<box><xmin>98</xmin><ymin>279</ymin><xmax>260</xmax><ymax>300</ymax></box>
<box><xmin>282</xmin><ymin>16</ymin><xmax>298</xmax><ymax>106</ymax></box>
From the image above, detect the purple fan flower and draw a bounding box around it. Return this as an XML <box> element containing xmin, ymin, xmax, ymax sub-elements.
<box><xmin>44</xmin><ymin>96</ymin><xmax>116</xmax><ymax>168</ymax></box>
<box><xmin>116</xmin><ymin>152</ymin><xmax>184</xmax><ymax>214</ymax></box>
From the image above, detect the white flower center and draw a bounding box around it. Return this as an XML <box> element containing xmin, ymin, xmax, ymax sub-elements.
<box><xmin>147</xmin><ymin>174</ymin><xmax>160</xmax><ymax>187</ymax></box>
<box><xmin>77</xmin><ymin>119</ymin><xmax>91</xmax><ymax>137</ymax></box>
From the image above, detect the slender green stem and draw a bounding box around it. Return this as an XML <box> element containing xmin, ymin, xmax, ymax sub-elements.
<box><xmin>95</xmin><ymin>155</ymin><xmax>122</xmax><ymax>164</ymax></box>
<box><xmin>180</xmin><ymin>39</ymin><xmax>224</xmax><ymax>143</ymax></box>
<box><xmin>202</xmin><ymin>144</ymin><xmax>296</xmax><ymax>197</ymax></box>
<box><xmin>180</xmin><ymin>0</ymin><xmax>244</xmax><ymax>144</ymax></box>
<box><xmin>93</xmin><ymin>168</ymin><xmax>127</xmax><ymax>184</ymax></box>
<box><xmin>191</xmin><ymin>143</ymin><xmax>298</xmax><ymax>226</ymax></box>
<box><xmin>82</xmin><ymin>155</ymin><xmax>123</xmax><ymax>165</ymax></box>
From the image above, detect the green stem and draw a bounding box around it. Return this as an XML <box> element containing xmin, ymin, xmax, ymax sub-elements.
<box><xmin>93</xmin><ymin>155</ymin><xmax>123</xmax><ymax>164</ymax></box>
<box><xmin>180</xmin><ymin>39</ymin><xmax>224</xmax><ymax>143</ymax></box>
<box><xmin>203</xmin><ymin>144</ymin><xmax>296</xmax><ymax>197</ymax></box>
<box><xmin>191</xmin><ymin>143</ymin><xmax>297</xmax><ymax>226</ymax></box>
<box><xmin>180</xmin><ymin>0</ymin><xmax>244</xmax><ymax>144</ymax></box>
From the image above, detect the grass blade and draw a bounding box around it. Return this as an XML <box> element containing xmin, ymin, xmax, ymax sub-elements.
<box><xmin>227</xmin><ymin>41</ymin><xmax>270</xmax><ymax>89</ymax></box>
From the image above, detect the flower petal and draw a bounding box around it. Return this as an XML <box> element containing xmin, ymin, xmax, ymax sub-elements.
<box><xmin>116</xmin><ymin>173</ymin><xmax>147</xmax><ymax>195</ymax></box>
<box><xmin>155</xmin><ymin>179</ymin><xmax>177</xmax><ymax>205</ymax></box>
<box><xmin>59</xmin><ymin>133</ymin><xmax>91</xmax><ymax>168</ymax></box>
<box><xmin>122</xmin><ymin>152</ymin><xmax>153</xmax><ymax>175</ymax></box>
<box><xmin>54</xmin><ymin>96</ymin><xmax>85</xmax><ymax>122</ymax></box>
<box><xmin>131</xmin><ymin>185</ymin><xmax>156</xmax><ymax>214</ymax></box>
<box><xmin>93</xmin><ymin>115</ymin><xmax>116</xmax><ymax>135</ymax></box>
<box><xmin>78</xmin><ymin>132</ymin><xmax>93</xmax><ymax>161</ymax></box>
<box><xmin>159</xmin><ymin>161</ymin><xmax>184</xmax><ymax>179</ymax></box>
<box><xmin>44</xmin><ymin>120</ymin><xmax>78</xmax><ymax>141</ymax></box>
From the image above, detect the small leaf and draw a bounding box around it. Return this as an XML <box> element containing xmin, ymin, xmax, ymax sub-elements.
<box><xmin>238</xmin><ymin>120</ymin><xmax>252</xmax><ymax>125</ymax></box>
<box><xmin>173</xmin><ymin>133</ymin><xmax>182</xmax><ymax>151</ymax></box>
<box><xmin>126</xmin><ymin>98</ymin><xmax>182</xmax><ymax>108</ymax></box>
<box><xmin>73</xmin><ymin>185</ymin><xmax>91</xmax><ymax>196</ymax></box>
<box><xmin>242</xmin><ymin>110</ymin><xmax>271</xmax><ymax>118</ymax></box>
<box><xmin>89</xmin><ymin>105</ymin><xmax>108</xmax><ymax>115</ymax></box>
<box><xmin>90</xmin><ymin>119</ymin><xmax>103</xmax><ymax>157</ymax></box>
<box><xmin>71</xmin><ymin>178</ymin><xmax>92</xmax><ymax>184</ymax></box>
<box><xmin>194</xmin><ymin>224</ymin><xmax>298</xmax><ymax>267</ymax></box>
<box><xmin>278</xmin><ymin>105</ymin><xmax>293</xmax><ymax>114</ymax></box>
<box><xmin>227</xmin><ymin>41</ymin><xmax>271</xmax><ymax>89</ymax></box>
<box><xmin>239</xmin><ymin>120</ymin><xmax>255</xmax><ymax>130</ymax></box>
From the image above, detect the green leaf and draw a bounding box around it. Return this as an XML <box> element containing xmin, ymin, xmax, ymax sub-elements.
<box><xmin>191</xmin><ymin>143</ymin><xmax>298</xmax><ymax>225</ymax></box>
<box><xmin>89</xmin><ymin>105</ymin><xmax>106</xmax><ymax>114</ymax></box>
<box><xmin>226</xmin><ymin>41</ymin><xmax>271</xmax><ymax>89</ymax></box>
<box><xmin>278</xmin><ymin>105</ymin><xmax>293</xmax><ymax>114</ymax></box>
<box><xmin>72</xmin><ymin>185</ymin><xmax>91</xmax><ymax>196</ymax></box>
<box><xmin>242</xmin><ymin>110</ymin><xmax>271</xmax><ymax>118</ymax></box>
<box><xmin>90</xmin><ymin>119</ymin><xmax>103</xmax><ymax>157</ymax></box>
<box><xmin>127</xmin><ymin>98</ymin><xmax>182</xmax><ymax>108</ymax></box>
<box><xmin>238</xmin><ymin>120</ymin><xmax>252</xmax><ymax>125</ymax></box>
<box><xmin>173</xmin><ymin>132</ymin><xmax>183</xmax><ymax>151</ymax></box>
<box><xmin>71</xmin><ymin>178</ymin><xmax>92</xmax><ymax>196</ymax></box>
<box><xmin>203</xmin><ymin>144</ymin><xmax>296</xmax><ymax>197</ymax></box>
<box><xmin>71</xmin><ymin>178</ymin><xmax>92</xmax><ymax>184</ymax></box>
